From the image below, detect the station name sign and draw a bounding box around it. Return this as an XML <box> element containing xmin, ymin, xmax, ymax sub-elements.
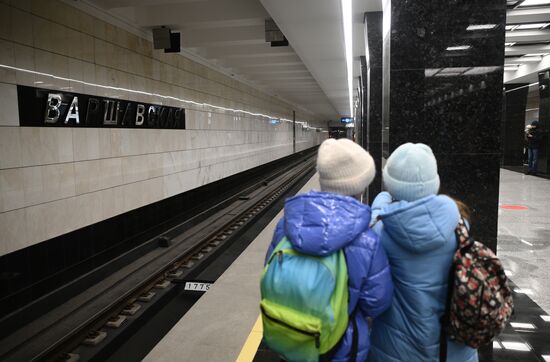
<box><xmin>17</xmin><ymin>85</ymin><xmax>185</xmax><ymax>129</ymax></box>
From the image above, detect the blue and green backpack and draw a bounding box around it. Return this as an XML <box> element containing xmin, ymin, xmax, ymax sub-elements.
<box><xmin>260</xmin><ymin>237</ymin><xmax>349</xmax><ymax>362</ymax></box>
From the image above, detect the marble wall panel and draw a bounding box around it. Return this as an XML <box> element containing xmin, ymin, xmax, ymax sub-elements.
<box><xmin>0</xmin><ymin>0</ymin><xmax>323</xmax><ymax>256</ymax></box>
<box><xmin>0</xmin><ymin>82</ymin><xmax>18</xmax><ymax>126</ymax></box>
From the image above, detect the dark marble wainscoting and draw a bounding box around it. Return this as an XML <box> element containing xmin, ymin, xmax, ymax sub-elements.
<box><xmin>365</xmin><ymin>11</ymin><xmax>383</xmax><ymax>204</ymax></box>
<box><xmin>503</xmin><ymin>84</ymin><xmax>529</xmax><ymax>167</ymax></box>
<box><xmin>382</xmin><ymin>0</ymin><xmax>506</xmax><ymax>251</ymax></box>
<box><xmin>537</xmin><ymin>71</ymin><xmax>550</xmax><ymax>174</ymax></box>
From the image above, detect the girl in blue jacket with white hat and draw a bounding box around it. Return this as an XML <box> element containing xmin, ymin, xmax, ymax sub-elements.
<box><xmin>266</xmin><ymin>138</ymin><xmax>393</xmax><ymax>361</ymax></box>
<box><xmin>368</xmin><ymin>143</ymin><xmax>478</xmax><ymax>362</ymax></box>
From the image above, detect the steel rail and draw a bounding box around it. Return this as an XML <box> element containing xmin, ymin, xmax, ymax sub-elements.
<box><xmin>0</xmin><ymin>152</ymin><xmax>316</xmax><ymax>362</ymax></box>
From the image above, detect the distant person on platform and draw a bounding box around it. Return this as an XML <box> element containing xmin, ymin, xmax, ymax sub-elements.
<box><xmin>523</xmin><ymin>124</ymin><xmax>532</xmax><ymax>165</ymax></box>
<box><xmin>526</xmin><ymin>121</ymin><xmax>543</xmax><ymax>175</ymax></box>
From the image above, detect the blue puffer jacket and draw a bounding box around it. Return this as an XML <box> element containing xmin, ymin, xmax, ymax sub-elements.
<box><xmin>266</xmin><ymin>191</ymin><xmax>393</xmax><ymax>362</ymax></box>
<box><xmin>367</xmin><ymin>192</ymin><xmax>478</xmax><ymax>362</ymax></box>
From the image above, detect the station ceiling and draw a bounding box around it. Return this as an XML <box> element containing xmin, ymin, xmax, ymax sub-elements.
<box><xmin>505</xmin><ymin>1</ymin><xmax>550</xmax><ymax>85</ymax></box>
<box><xmin>82</xmin><ymin>1</ymin><xmax>549</xmax><ymax>117</ymax></box>
<box><xmin>86</xmin><ymin>0</ymin><xmax>342</xmax><ymax>121</ymax></box>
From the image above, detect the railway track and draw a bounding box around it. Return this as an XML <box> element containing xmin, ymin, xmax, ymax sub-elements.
<box><xmin>0</xmin><ymin>151</ymin><xmax>316</xmax><ymax>362</ymax></box>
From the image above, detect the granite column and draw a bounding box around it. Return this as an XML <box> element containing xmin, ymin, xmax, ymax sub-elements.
<box><xmin>382</xmin><ymin>0</ymin><xmax>506</xmax><ymax>251</ymax></box>
<box><xmin>365</xmin><ymin>11</ymin><xmax>383</xmax><ymax>203</ymax></box>
<box><xmin>502</xmin><ymin>84</ymin><xmax>529</xmax><ymax>167</ymax></box>
<box><xmin>537</xmin><ymin>71</ymin><xmax>550</xmax><ymax>173</ymax></box>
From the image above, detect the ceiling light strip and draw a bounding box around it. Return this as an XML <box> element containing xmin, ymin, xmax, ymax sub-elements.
<box><xmin>342</xmin><ymin>0</ymin><xmax>353</xmax><ymax>117</ymax></box>
<box><xmin>518</xmin><ymin>0</ymin><xmax>550</xmax><ymax>7</ymax></box>
<box><xmin>504</xmin><ymin>82</ymin><xmax>539</xmax><ymax>93</ymax></box>
<box><xmin>447</xmin><ymin>45</ymin><xmax>471</xmax><ymax>51</ymax></box>
<box><xmin>467</xmin><ymin>24</ymin><xmax>497</xmax><ymax>31</ymax></box>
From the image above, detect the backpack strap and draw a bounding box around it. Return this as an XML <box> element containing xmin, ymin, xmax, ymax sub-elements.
<box><xmin>318</xmin><ymin>250</ymin><xmax>357</xmax><ymax>362</ymax></box>
<box><xmin>440</xmin><ymin>217</ymin><xmax>470</xmax><ymax>362</ymax></box>
<box><xmin>266</xmin><ymin>237</ymin><xmax>291</xmax><ymax>265</ymax></box>
<box><xmin>455</xmin><ymin>218</ymin><xmax>473</xmax><ymax>249</ymax></box>
<box><xmin>439</xmin><ymin>256</ymin><xmax>455</xmax><ymax>362</ymax></box>
<box><xmin>440</xmin><ymin>246</ymin><xmax>458</xmax><ymax>362</ymax></box>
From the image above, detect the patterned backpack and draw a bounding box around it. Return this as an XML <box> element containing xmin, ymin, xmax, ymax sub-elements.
<box><xmin>441</xmin><ymin>218</ymin><xmax>514</xmax><ymax>357</ymax></box>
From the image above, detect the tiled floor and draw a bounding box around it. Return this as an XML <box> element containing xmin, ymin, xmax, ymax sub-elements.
<box><xmin>498</xmin><ymin>169</ymin><xmax>550</xmax><ymax>315</ymax></box>
<box><xmin>493</xmin><ymin>169</ymin><xmax>550</xmax><ymax>362</ymax></box>
<box><xmin>482</xmin><ymin>280</ymin><xmax>550</xmax><ymax>362</ymax></box>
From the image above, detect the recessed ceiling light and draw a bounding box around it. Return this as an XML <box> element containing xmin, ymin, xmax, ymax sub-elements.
<box><xmin>467</xmin><ymin>24</ymin><xmax>497</xmax><ymax>31</ymax></box>
<box><xmin>516</xmin><ymin>23</ymin><xmax>550</xmax><ymax>30</ymax></box>
<box><xmin>523</xmin><ymin>57</ymin><xmax>543</xmax><ymax>62</ymax></box>
<box><xmin>501</xmin><ymin>341</ymin><xmax>531</xmax><ymax>351</ymax></box>
<box><xmin>425</xmin><ymin>68</ymin><xmax>440</xmax><ymax>76</ymax></box>
<box><xmin>435</xmin><ymin>72</ymin><xmax>462</xmax><ymax>77</ymax></box>
<box><xmin>446</xmin><ymin>45</ymin><xmax>471</xmax><ymax>51</ymax></box>
<box><xmin>518</xmin><ymin>0</ymin><xmax>550</xmax><ymax>6</ymax></box>
<box><xmin>505</xmin><ymin>42</ymin><xmax>516</xmax><ymax>46</ymax></box>
<box><xmin>464</xmin><ymin>66</ymin><xmax>501</xmax><ymax>75</ymax></box>
<box><xmin>439</xmin><ymin>67</ymin><xmax>471</xmax><ymax>73</ymax></box>
<box><xmin>506</xmin><ymin>25</ymin><xmax>519</xmax><ymax>31</ymax></box>
<box><xmin>541</xmin><ymin>315</ymin><xmax>550</xmax><ymax>322</ymax></box>
<box><xmin>518</xmin><ymin>56</ymin><xmax>543</xmax><ymax>62</ymax></box>
<box><xmin>510</xmin><ymin>322</ymin><xmax>536</xmax><ymax>329</ymax></box>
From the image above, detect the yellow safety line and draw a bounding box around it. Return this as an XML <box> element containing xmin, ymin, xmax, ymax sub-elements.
<box><xmin>236</xmin><ymin>315</ymin><xmax>263</xmax><ymax>362</ymax></box>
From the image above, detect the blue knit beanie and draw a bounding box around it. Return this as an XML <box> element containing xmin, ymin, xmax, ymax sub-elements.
<box><xmin>383</xmin><ymin>143</ymin><xmax>440</xmax><ymax>201</ymax></box>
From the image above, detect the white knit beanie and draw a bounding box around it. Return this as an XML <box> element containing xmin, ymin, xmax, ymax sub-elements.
<box><xmin>383</xmin><ymin>143</ymin><xmax>440</xmax><ymax>201</ymax></box>
<box><xmin>317</xmin><ymin>138</ymin><xmax>376</xmax><ymax>196</ymax></box>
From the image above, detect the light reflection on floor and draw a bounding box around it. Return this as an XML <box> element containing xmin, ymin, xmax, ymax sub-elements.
<box><xmin>498</xmin><ymin>169</ymin><xmax>550</xmax><ymax>315</ymax></box>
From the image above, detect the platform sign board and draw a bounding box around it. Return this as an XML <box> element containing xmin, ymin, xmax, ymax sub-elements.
<box><xmin>17</xmin><ymin>85</ymin><xmax>186</xmax><ymax>129</ymax></box>
<box><xmin>340</xmin><ymin>117</ymin><xmax>353</xmax><ymax>124</ymax></box>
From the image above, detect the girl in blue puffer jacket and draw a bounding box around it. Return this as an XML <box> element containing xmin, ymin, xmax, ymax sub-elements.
<box><xmin>367</xmin><ymin>143</ymin><xmax>478</xmax><ymax>362</ymax></box>
<box><xmin>266</xmin><ymin>138</ymin><xmax>393</xmax><ymax>362</ymax></box>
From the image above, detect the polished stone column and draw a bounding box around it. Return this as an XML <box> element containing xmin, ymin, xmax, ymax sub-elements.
<box><xmin>382</xmin><ymin>0</ymin><xmax>506</xmax><ymax>251</ymax></box>
<box><xmin>360</xmin><ymin>56</ymin><xmax>368</xmax><ymax>150</ymax></box>
<box><xmin>365</xmin><ymin>11</ymin><xmax>383</xmax><ymax>203</ymax></box>
<box><xmin>356</xmin><ymin>75</ymin><xmax>364</xmax><ymax>147</ymax></box>
<box><xmin>503</xmin><ymin>84</ymin><xmax>529</xmax><ymax>166</ymax></box>
<box><xmin>537</xmin><ymin>71</ymin><xmax>550</xmax><ymax>173</ymax></box>
<box><xmin>293</xmin><ymin>110</ymin><xmax>296</xmax><ymax>153</ymax></box>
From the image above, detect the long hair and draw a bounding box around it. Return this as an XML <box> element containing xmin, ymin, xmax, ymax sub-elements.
<box><xmin>454</xmin><ymin>199</ymin><xmax>471</xmax><ymax>224</ymax></box>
